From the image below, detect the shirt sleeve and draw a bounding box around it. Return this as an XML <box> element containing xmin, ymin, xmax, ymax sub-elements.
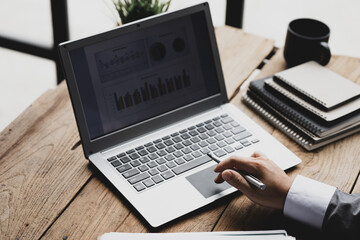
<box><xmin>283</xmin><ymin>175</ymin><xmax>336</xmax><ymax>229</ymax></box>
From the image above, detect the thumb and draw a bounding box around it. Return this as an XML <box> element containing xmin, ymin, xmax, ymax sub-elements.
<box><xmin>222</xmin><ymin>169</ymin><xmax>252</xmax><ymax>193</ymax></box>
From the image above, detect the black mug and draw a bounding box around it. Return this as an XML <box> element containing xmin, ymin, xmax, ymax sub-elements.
<box><xmin>284</xmin><ymin>18</ymin><xmax>331</xmax><ymax>67</ymax></box>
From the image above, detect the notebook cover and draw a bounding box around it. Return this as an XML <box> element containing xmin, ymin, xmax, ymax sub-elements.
<box><xmin>264</xmin><ymin>78</ymin><xmax>360</xmax><ymax>122</ymax></box>
<box><xmin>248</xmin><ymin>77</ymin><xmax>360</xmax><ymax>138</ymax></box>
<box><xmin>274</xmin><ymin>61</ymin><xmax>360</xmax><ymax>111</ymax></box>
<box><xmin>242</xmin><ymin>91</ymin><xmax>360</xmax><ymax>151</ymax></box>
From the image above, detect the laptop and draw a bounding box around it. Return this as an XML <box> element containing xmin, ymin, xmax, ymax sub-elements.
<box><xmin>59</xmin><ymin>3</ymin><xmax>301</xmax><ymax>228</ymax></box>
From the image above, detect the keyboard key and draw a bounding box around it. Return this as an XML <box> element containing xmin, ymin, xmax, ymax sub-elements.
<box><xmin>128</xmin><ymin>172</ymin><xmax>150</xmax><ymax>184</ymax></box>
<box><xmin>140</xmin><ymin>156</ymin><xmax>150</xmax><ymax>164</ymax></box>
<box><xmin>252</xmin><ymin>139</ymin><xmax>260</xmax><ymax>143</ymax></box>
<box><xmin>200</xmin><ymin>148</ymin><xmax>210</xmax><ymax>154</ymax></box>
<box><xmin>162</xmin><ymin>135</ymin><xmax>170</xmax><ymax>140</ymax></box>
<box><xmin>144</xmin><ymin>142</ymin><xmax>153</xmax><ymax>147</ymax></box>
<box><xmin>189</xmin><ymin>130</ymin><xmax>198</xmax><ymax>136</ymax></box>
<box><xmin>174</xmin><ymin>151</ymin><xmax>183</xmax><ymax>158</ymax></box>
<box><xmin>241</xmin><ymin>140</ymin><xmax>252</xmax><ymax>147</ymax></box>
<box><xmin>130</xmin><ymin>160</ymin><xmax>141</xmax><ymax>167</ymax></box>
<box><xmin>138</xmin><ymin>149</ymin><xmax>149</xmax><ymax>156</ymax></box>
<box><xmin>231</xmin><ymin>121</ymin><xmax>240</xmax><ymax>127</ymax></box>
<box><xmin>123</xmin><ymin>168</ymin><xmax>140</xmax><ymax>179</ymax></box>
<box><xmin>192</xmin><ymin>151</ymin><xmax>202</xmax><ymax>158</ymax></box>
<box><xmin>157</xmin><ymin>150</ymin><xmax>167</xmax><ymax>156</ymax></box>
<box><xmin>205</xmin><ymin>124</ymin><xmax>214</xmax><ymax>130</ymax></box>
<box><xmin>152</xmin><ymin>175</ymin><xmax>164</xmax><ymax>184</ymax></box>
<box><xmin>181</xmin><ymin>147</ymin><xmax>192</xmax><ymax>154</ymax></box>
<box><xmin>213</xmin><ymin>121</ymin><xmax>222</xmax><ymax>127</ymax></box>
<box><xmin>215</xmin><ymin>135</ymin><xmax>225</xmax><ymax>141</ymax></box>
<box><xmin>161</xmin><ymin>170</ymin><xmax>175</xmax><ymax>180</ymax></box>
<box><xmin>204</xmin><ymin>120</ymin><xmax>212</xmax><ymax>124</ymax></box>
<box><xmin>164</xmin><ymin>139</ymin><xmax>174</xmax><ymax>146</ymax></box>
<box><xmin>235</xmin><ymin>144</ymin><xmax>243</xmax><ymax>150</ymax></box>
<box><xmin>156</xmin><ymin>158</ymin><xmax>166</xmax><ymax>165</ymax></box>
<box><xmin>138</xmin><ymin>165</ymin><xmax>149</xmax><ymax>172</ymax></box>
<box><xmin>220</xmin><ymin>114</ymin><xmax>228</xmax><ymax>118</ymax></box>
<box><xmin>181</xmin><ymin>133</ymin><xmax>191</xmax><ymax>139</ymax></box>
<box><xmin>233</xmin><ymin>131</ymin><xmax>252</xmax><ymax>141</ymax></box>
<box><xmin>207</xmin><ymin>130</ymin><xmax>217</xmax><ymax>137</ymax></box>
<box><xmin>212</xmin><ymin>116</ymin><xmax>220</xmax><ymax>121</ymax></box>
<box><xmin>183</xmin><ymin>140</ymin><xmax>192</xmax><ymax>146</ymax></box>
<box><xmin>199</xmin><ymin>133</ymin><xmax>208</xmax><ymax>140</ymax></box>
<box><xmin>207</xmin><ymin>138</ymin><xmax>216</xmax><ymax>144</ymax></box>
<box><xmin>165</xmin><ymin>154</ymin><xmax>175</xmax><ymax>161</ymax></box>
<box><xmin>172</xmin><ymin>155</ymin><xmax>212</xmax><ymax>175</ymax></box>
<box><xmin>133</xmin><ymin>183</ymin><xmax>146</xmax><ymax>192</ymax></box>
<box><xmin>224</xmin><ymin>146</ymin><xmax>235</xmax><ymax>153</ymax></box>
<box><xmin>135</xmin><ymin>146</ymin><xmax>144</xmax><ymax>150</ymax></box>
<box><xmin>107</xmin><ymin>156</ymin><xmax>117</xmax><ymax>162</ymax></box>
<box><xmin>231</xmin><ymin>127</ymin><xmax>246</xmax><ymax>135</ymax></box>
<box><xmin>148</xmin><ymin>153</ymin><xmax>158</xmax><ymax>160</ymax></box>
<box><xmin>111</xmin><ymin>160</ymin><xmax>122</xmax><ymax>167</ymax></box>
<box><xmin>190</xmin><ymin>144</ymin><xmax>200</xmax><ymax>151</ymax></box>
<box><xmin>120</xmin><ymin>156</ymin><xmax>131</xmax><ymax>163</ymax></box>
<box><xmin>183</xmin><ymin>154</ymin><xmax>194</xmax><ymax>161</ymax></box>
<box><xmin>174</xmin><ymin>143</ymin><xmax>184</xmax><ymax>150</ymax></box>
<box><xmin>165</xmin><ymin>146</ymin><xmax>176</xmax><ymax>153</ymax></box>
<box><xmin>155</xmin><ymin>142</ymin><xmax>166</xmax><ymax>149</ymax></box>
<box><xmin>170</xmin><ymin>132</ymin><xmax>179</xmax><ymax>137</ymax></box>
<box><xmin>215</xmin><ymin>127</ymin><xmax>225</xmax><ymax>133</ymax></box>
<box><xmin>197</xmin><ymin>127</ymin><xmax>206</xmax><ymax>133</ymax></box>
<box><xmin>153</xmin><ymin>139</ymin><xmax>162</xmax><ymax>143</ymax></box>
<box><xmin>199</xmin><ymin>141</ymin><xmax>208</xmax><ymax>147</ymax></box>
<box><xmin>217</xmin><ymin>141</ymin><xmax>227</xmax><ymax>148</ymax></box>
<box><xmin>188</xmin><ymin>126</ymin><xmax>196</xmax><ymax>130</ymax></box>
<box><xmin>179</xmin><ymin>129</ymin><xmax>187</xmax><ymax>134</ymax></box>
<box><xmin>147</xmin><ymin>161</ymin><xmax>157</xmax><ymax>168</ymax></box>
<box><xmin>157</xmin><ymin>165</ymin><xmax>168</xmax><ymax>172</ymax></box>
<box><xmin>196</xmin><ymin>123</ymin><xmax>204</xmax><ymax>127</ymax></box>
<box><xmin>143</xmin><ymin>179</ymin><xmax>155</xmax><ymax>188</ymax></box>
<box><xmin>214</xmin><ymin>149</ymin><xmax>227</xmax><ymax>157</ymax></box>
<box><xmin>166</xmin><ymin>161</ymin><xmax>177</xmax><ymax>168</ymax></box>
<box><xmin>175</xmin><ymin>158</ymin><xmax>185</xmax><ymax>165</ymax></box>
<box><xmin>221</xmin><ymin>116</ymin><xmax>234</xmax><ymax>124</ymax></box>
<box><xmin>148</xmin><ymin>169</ymin><xmax>159</xmax><ymax>176</ymax></box>
<box><xmin>126</xmin><ymin>149</ymin><xmax>135</xmax><ymax>154</ymax></box>
<box><xmin>117</xmin><ymin>164</ymin><xmax>131</xmax><ymax>173</ymax></box>
<box><xmin>173</xmin><ymin>136</ymin><xmax>182</xmax><ymax>143</ymax></box>
<box><xmin>209</xmin><ymin>144</ymin><xmax>219</xmax><ymax>151</ymax></box>
<box><xmin>225</xmin><ymin>138</ymin><xmax>235</xmax><ymax>144</ymax></box>
<box><xmin>116</xmin><ymin>152</ymin><xmax>126</xmax><ymax>158</ymax></box>
<box><xmin>223</xmin><ymin>131</ymin><xmax>233</xmax><ymax>138</ymax></box>
<box><xmin>147</xmin><ymin>146</ymin><xmax>157</xmax><ymax>153</ymax></box>
<box><xmin>190</xmin><ymin>136</ymin><xmax>200</xmax><ymax>143</ymax></box>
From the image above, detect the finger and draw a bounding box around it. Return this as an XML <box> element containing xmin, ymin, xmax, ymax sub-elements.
<box><xmin>251</xmin><ymin>150</ymin><xmax>266</xmax><ymax>158</ymax></box>
<box><xmin>221</xmin><ymin>169</ymin><xmax>253</xmax><ymax>193</ymax></box>
<box><xmin>214</xmin><ymin>156</ymin><xmax>258</xmax><ymax>174</ymax></box>
<box><xmin>214</xmin><ymin>172</ymin><xmax>225</xmax><ymax>183</ymax></box>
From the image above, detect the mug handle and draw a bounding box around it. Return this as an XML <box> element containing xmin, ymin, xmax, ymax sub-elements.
<box><xmin>318</xmin><ymin>41</ymin><xmax>331</xmax><ymax>65</ymax></box>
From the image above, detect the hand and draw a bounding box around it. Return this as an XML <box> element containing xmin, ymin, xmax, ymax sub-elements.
<box><xmin>214</xmin><ymin>151</ymin><xmax>293</xmax><ymax>210</ymax></box>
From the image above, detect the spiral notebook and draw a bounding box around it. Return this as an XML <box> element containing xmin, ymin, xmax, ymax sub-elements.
<box><xmin>247</xmin><ymin>77</ymin><xmax>360</xmax><ymax>138</ymax></box>
<box><xmin>265</xmin><ymin>78</ymin><xmax>360</xmax><ymax>122</ymax></box>
<box><xmin>273</xmin><ymin>61</ymin><xmax>360</xmax><ymax>111</ymax></box>
<box><xmin>242</xmin><ymin>91</ymin><xmax>360</xmax><ymax>151</ymax></box>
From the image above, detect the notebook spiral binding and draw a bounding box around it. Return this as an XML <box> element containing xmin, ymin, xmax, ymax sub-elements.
<box><xmin>242</xmin><ymin>94</ymin><xmax>313</xmax><ymax>150</ymax></box>
<box><xmin>266</xmin><ymin>80</ymin><xmax>327</xmax><ymax>120</ymax></box>
<box><xmin>250</xmin><ymin>82</ymin><xmax>324</xmax><ymax>135</ymax></box>
<box><xmin>275</xmin><ymin>75</ymin><xmax>327</xmax><ymax>107</ymax></box>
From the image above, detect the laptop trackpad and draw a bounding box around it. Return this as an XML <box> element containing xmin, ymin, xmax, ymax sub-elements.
<box><xmin>186</xmin><ymin>165</ymin><xmax>232</xmax><ymax>198</ymax></box>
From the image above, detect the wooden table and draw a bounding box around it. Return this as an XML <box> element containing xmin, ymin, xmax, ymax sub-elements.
<box><xmin>1</xmin><ymin>26</ymin><xmax>359</xmax><ymax>240</ymax></box>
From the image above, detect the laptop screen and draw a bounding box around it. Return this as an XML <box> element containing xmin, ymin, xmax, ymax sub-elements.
<box><xmin>68</xmin><ymin>11</ymin><xmax>220</xmax><ymax>140</ymax></box>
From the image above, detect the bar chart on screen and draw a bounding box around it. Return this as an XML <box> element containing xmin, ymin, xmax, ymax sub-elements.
<box><xmin>112</xmin><ymin>69</ymin><xmax>191</xmax><ymax>111</ymax></box>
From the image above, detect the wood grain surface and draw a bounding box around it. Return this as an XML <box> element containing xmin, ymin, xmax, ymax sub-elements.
<box><xmin>1</xmin><ymin>26</ymin><xmax>360</xmax><ymax>240</ymax></box>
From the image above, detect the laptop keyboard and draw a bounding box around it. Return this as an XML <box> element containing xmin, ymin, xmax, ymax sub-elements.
<box><xmin>106</xmin><ymin>114</ymin><xmax>259</xmax><ymax>192</ymax></box>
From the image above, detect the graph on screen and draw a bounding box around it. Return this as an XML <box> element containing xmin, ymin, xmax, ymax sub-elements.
<box><xmin>95</xmin><ymin>40</ymin><xmax>148</xmax><ymax>83</ymax></box>
<box><xmin>112</xmin><ymin>69</ymin><xmax>191</xmax><ymax>111</ymax></box>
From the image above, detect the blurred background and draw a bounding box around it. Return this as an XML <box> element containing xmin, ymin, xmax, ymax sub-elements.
<box><xmin>0</xmin><ymin>0</ymin><xmax>359</xmax><ymax>131</ymax></box>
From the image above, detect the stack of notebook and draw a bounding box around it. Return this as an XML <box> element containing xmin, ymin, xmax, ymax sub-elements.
<box><xmin>242</xmin><ymin>61</ymin><xmax>360</xmax><ymax>151</ymax></box>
